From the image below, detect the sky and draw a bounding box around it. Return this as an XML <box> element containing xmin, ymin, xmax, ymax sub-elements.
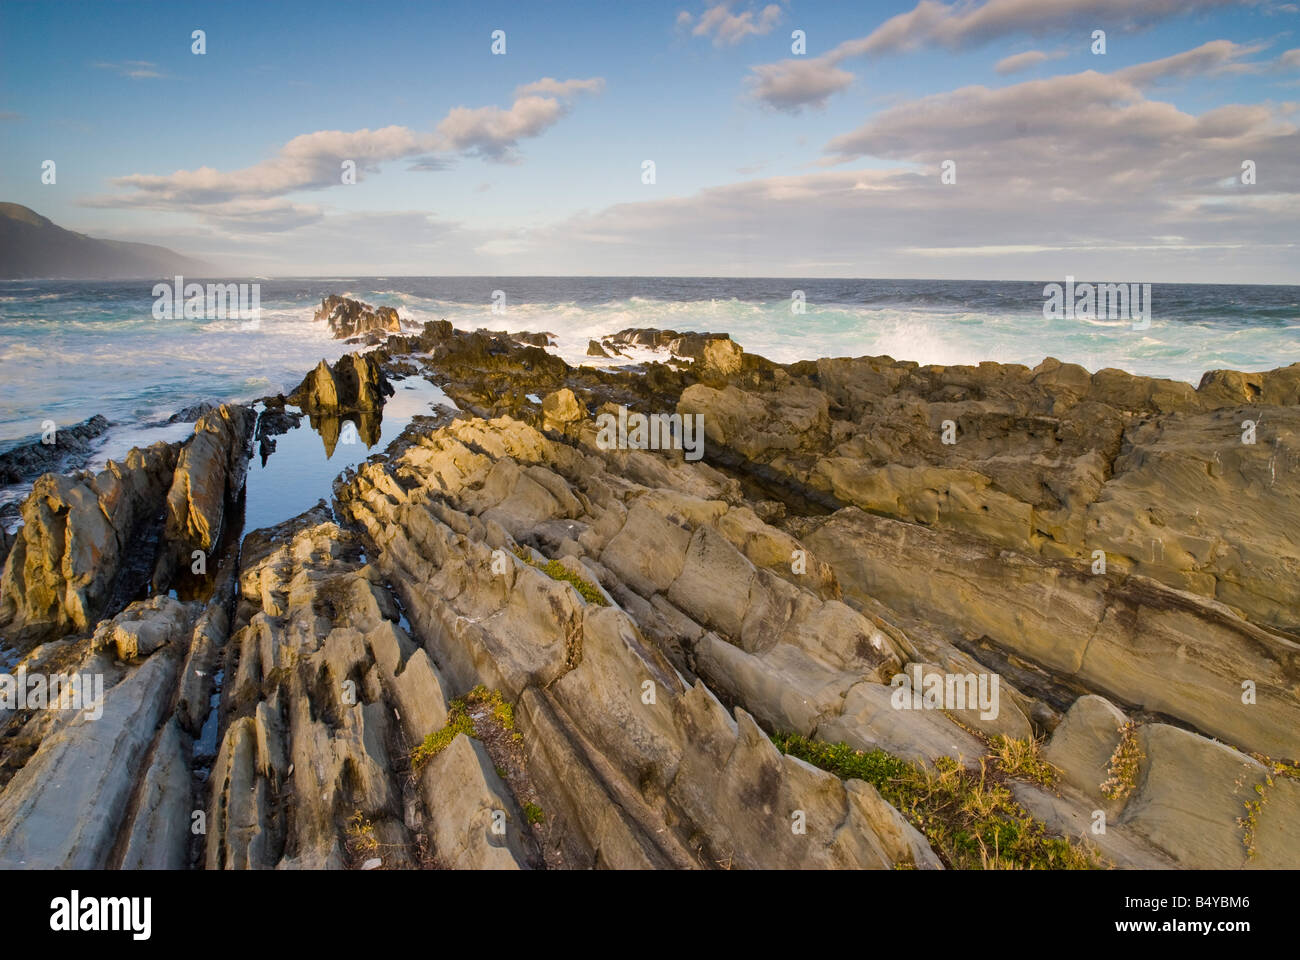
<box><xmin>0</xmin><ymin>0</ymin><xmax>1298</xmax><ymax>281</ymax></box>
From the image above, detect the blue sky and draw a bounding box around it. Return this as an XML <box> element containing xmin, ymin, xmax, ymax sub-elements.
<box><xmin>1</xmin><ymin>0</ymin><xmax>1298</xmax><ymax>279</ymax></box>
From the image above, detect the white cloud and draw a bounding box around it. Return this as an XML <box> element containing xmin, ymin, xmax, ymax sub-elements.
<box><xmin>514</xmin><ymin>76</ymin><xmax>606</xmax><ymax>98</ymax></box>
<box><xmin>492</xmin><ymin>49</ymin><xmax>1299</xmax><ymax>279</ymax></box>
<box><xmin>85</xmin><ymin>79</ymin><xmax>604</xmax><ymax>215</ymax></box>
<box><xmin>92</xmin><ymin>60</ymin><xmax>164</xmax><ymax>79</ymax></box>
<box><xmin>748</xmin><ymin>0</ymin><xmax>1250</xmax><ymax>110</ymax></box>
<box><xmin>854</xmin><ymin>0</ymin><xmax>1242</xmax><ymax>55</ymax></box>
<box><xmin>995</xmin><ymin>50</ymin><xmax>1059</xmax><ymax>75</ymax></box>
<box><xmin>682</xmin><ymin>2</ymin><xmax>783</xmax><ymax>46</ymax></box>
<box><xmin>1114</xmin><ymin>39</ymin><xmax>1269</xmax><ymax>84</ymax></box>
<box><xmin>748</xmin><ymin>57</ymin><xmax>856</xmax><ymax>111</ymax></box>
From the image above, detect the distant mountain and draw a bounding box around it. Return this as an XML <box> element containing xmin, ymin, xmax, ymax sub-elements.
<box><xmin>0</xmin><ymin>203</ymin><xmax>213</xmax><ymax>279</ymax></box>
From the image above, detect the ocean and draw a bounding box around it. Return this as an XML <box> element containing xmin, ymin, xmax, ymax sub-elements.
<box><xmin>2</xmin><ymin>275</ymin><xmax>1298</xmax><ymax>458</ymax></box>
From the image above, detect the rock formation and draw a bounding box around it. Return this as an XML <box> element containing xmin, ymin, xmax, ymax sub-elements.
<box><xmin>314</xmin><ymin>295</ymin><xmax>402</xmax><ymax>340</ymax></box>
<box><xmin>0</xmin><ymin>442</ymin><xmax>177</xmax><ymax>645</ymax></box>
<box><xmin>289</xmin><ymin>353</ymin><xmax>394</xmax><ymax>415</ymax></box>
<box><xmin>0</xmin><ymin>414</ymin><xmax>110</xmax><ymax>485</ymax></box>
<box><xmin>1</xmin><ymin>318</ymin><xmax>1296</xmax><ymax>871</ymax></box>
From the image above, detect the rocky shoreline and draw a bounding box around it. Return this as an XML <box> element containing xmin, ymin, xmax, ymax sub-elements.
<box><xmin>0</xmin><ymin>296</ymin><xmax>1296</xmax><ymax>870</ymax></box>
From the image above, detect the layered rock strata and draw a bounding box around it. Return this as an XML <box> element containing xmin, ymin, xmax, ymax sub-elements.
<box><xmin>1</xmin><ymin>316</ymin><xmax>1296</xmax><ymax>871</ymax></box>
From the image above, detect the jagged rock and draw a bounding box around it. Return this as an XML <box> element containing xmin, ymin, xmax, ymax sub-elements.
<box><xmin>606</xmin><ymin>328</ymin><xmax>734</xmax><ymax>361</ymax></box>
<box><xmin>698</xmin><ymin>337</ymin><xmax>743</xmax><ymax>378</ymax></box>
<box><xmin>541</xmin><ymin>388</ymin><xmax>583</xmax><ymax>432</ymax></box>
<box><xmin>119</xmin><ymin>718</ymin><xmax>194</xmax><ymax>869</ymax></box>
<box><xmin>314</xmin><ymin>295</ymin><xmax>401</xmax><ymax>340</ymax></box>
<box><xmin>168</xmin><ymin>400</ymin><xmax>218</xmax><ymax>424</ymax></box>
<box><xmin>290</xmin><ymin>353</ymin><xmax>394</xmax><ymax>414</ymax></box>
<box><xmin>586</xmin><ymin>339</ymin><xmax>610</xmax><ymax>358</ymax></box>
<box><xmin>1196</xmin><ymin>363</ymin><xmax>1300</xmax><ymax>407</ymax></box>
<box><xmin>844</xmin><ymin>778</ymin><xmax>943</xmax><ymax>869</ymax></box>
<box><xmin>0</xmin><ymin>414</ymin><xmax>110</xmax><ymax>485</ymax></box>
<box><xmin>336</xmin><ymin>414</ymin><xmax>935</xmax><ymax>869</ymax></box>
<box><xmin>514</xmin><ymin>332</ymin><xmax>553</xmax><ymax>348</ymax></box>
<box><xmin>0</xmin><ymin>442</ymin><xmax>177</xmax><ymax>646</ymax></box>
<box><xmin>1084</xmin><ymin>406</ymin><xmax>1300</xmax><ymax>633</ymax></box>
<box><xmin>206</xmin><ymin>517</ymin><xmax>439</xmax><ymax>870</ymax></box>
<box><xmin>419</xmin><ymin>734</ymin><xmax>528</xmax><ymax>869</ymax></box>
<box><xmin>808</xmin><ymin>507</ymin><xmax>1300</xmax><ymax>759</ymax></box>
<box><xmin>683</xmin><ymin>352</ymin><xmax>1300</xmax><ymax>639</ymax></box>
<box><xmin>1122</xmin><ymin>724</ymin><xmax>1274</xmax><ymax>868</ymax></box>
<box><xmin>153</xmin><ymin>404</ymin><xmax>253</xmax><ymax>591</ymax></box>
<box><xmin>0</xmin><ymin>598</ymin><xmax>195</xmax><ymax>868</ymax></box>
<box><xmin>817</xmin><ymin>680</ymin><xmax>987</xmax><ymax>766</ymax></box>
<box><xmin>3</xmin><ymin>328</ymin><xmax>1297</xmax><ymax>874</ymax></box>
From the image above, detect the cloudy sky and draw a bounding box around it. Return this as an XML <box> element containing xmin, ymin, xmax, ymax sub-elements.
<box><xmin>1</xmin><ymin>0</ymin><xmax>1297</xmax><ymax>281</ymax></box>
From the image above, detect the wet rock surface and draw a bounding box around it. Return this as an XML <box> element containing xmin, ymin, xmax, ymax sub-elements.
<box><xmin>314</xmin><ymin>295</ymin><xmax>402</xmax><ymax>340</ymax></box>
<box><xmin>1</xmin><ymin>316</ymin><xmax>1297</xmax><ymax>871</ymax></box>
<box><xmin>0</xmin><ymin>414</ymin><xmax>111</xmax><ymax>485</ymax></box>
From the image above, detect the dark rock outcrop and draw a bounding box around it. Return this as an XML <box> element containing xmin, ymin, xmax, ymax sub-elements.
<box><xmin>290</xmin><ymin>354</ymin><xmax>394</xmax><ymax>414</ymax></box>
<box><xmin>314</xmin><ymin>295</ymin><xmax>402</xmax><ymax>340</ymax></box>
<box><xmin>0</xmin><ymin>414</ymin><xmax>110</xmax><ymax>485</ymax></box>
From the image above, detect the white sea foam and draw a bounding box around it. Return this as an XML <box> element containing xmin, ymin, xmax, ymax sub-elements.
<box><xmin>3</xmin><ymin>283</ymin><xmax>1298</xmax><ymax>463</ymax></box>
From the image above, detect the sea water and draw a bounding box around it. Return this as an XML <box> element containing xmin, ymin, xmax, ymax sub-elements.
<box><xmin>3</xmin><ymin>274</ymin><xmax>1297</xmax><ymax>458</ymax></box>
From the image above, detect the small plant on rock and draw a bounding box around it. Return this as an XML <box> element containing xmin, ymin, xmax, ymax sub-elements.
<box><xmin>1100</xmin><ymin>721</ymin><xmax>1143</xmax><ymax>802</ymax></box>
<box><xmin>989</xmin><ymin>734</ymin><xmax>1060</xmax><ymax>788</ymax></box>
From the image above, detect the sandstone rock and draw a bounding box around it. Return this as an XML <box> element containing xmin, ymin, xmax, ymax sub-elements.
<box><xmin>1123</xmin><ymin>724</ymin><xmax>1271</xmax><ymax>868</ymax></box>
<box><xmin>420</xmin><ymin>733</ymin><xmax>529</xmax><ymax>869</ymax></box>
<box><xmin>154</xmin><ymin>403</ymin><xmax>253</xmax><ymax>589</ymax></box>
<box><xmin>290</xmin><ymin>353</ymin><xmax>394</xmax><ymax>414</ymax></box>
<box><xmin>698</xmin><ymin>337</ymin><xmax>742</xmax><ymax>378</ymax></box>
<box><xmin>0</xmin><ymin>614</ymin><xmax>185</xmax><ymax>868</ymax></box>
<box><xmin>106</xmin><ymin>596</ymin><xmax>191</xmax><ymax>661</ymax></box>
<box><xmin>119</xmin><ymin>718</ymin><xmax>194</xmax><ymax>869</ymax></box>
<box><xmin>1044</xmin><ymin>694</ymin><xmax>1129</xmax><ymax>803</ymax></box>
<box><xmin>809</xmin><ymin>507</ymin><xmax>1300</xmax><ymax>759</ymax></box>
<box><xmin>844</xmin><ymin>778</ymin><xmax>943</xmax><ymax>869</ymax></box>
<box><xmin>541</xmin><ymin>388</ymin><xmax>583</xmax><ymax>432</ymax></box>
<box><xmin>7</xmin><ymin>330</ymin><xmax>1295</xmax><ymax>875</ymax></box>
<box><xmin>0</xmin><ymin>441</ymin><xmax>177</xmax><ymax>646</ymax></box>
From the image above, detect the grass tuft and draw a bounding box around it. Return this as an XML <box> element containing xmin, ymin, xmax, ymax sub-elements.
<box><xmin>1100</xmin><ymin>721</ymin><xmax>1143</xmax><ymax>802</ymax></box>
<box><xmin>411</xmin><ymin>685</ymin><xmax>519</xmax><ymax>769</ymax></box>
<box><xmin>989</xmin><ymin>734</ymin><xmax>1060</xmax><ymax>788</ymax></box>
<box><xmin>512</xmin><ymin>544</ymin><xmax>608</xmax><ymax>606</ymax></box>
<box><xmin>771</xmin><ymin>731</ymin><xmax>1105</xmax><ymax>870</ymax></box>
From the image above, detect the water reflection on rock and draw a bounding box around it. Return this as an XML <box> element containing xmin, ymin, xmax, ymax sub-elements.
<box><xmin>305</xmin><ymin>409</ymin><xmax>383</xmax><ymax>458</ymax></box>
